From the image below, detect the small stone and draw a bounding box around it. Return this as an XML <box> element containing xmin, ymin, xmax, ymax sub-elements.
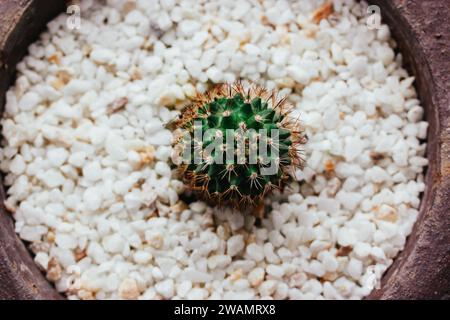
<box><xmin>227</xmin><ymin>235</ymin><xmax>245</xmax><ymax>257</ymax></box>
<box><xmin>105</xmin><ymin>134</ymin><xmax>128</xmax><ymax>160</ymax></box>
<box><xmin>344</xmin><ymin>136</ymin><xmax>364</xmax><ymax>161</ymax></box>
<box><xmin>19</xmin><ymin>92</ymin><xmax>41</xmax><ymax>111</ymax></box>
<box><xmin>322</xmin><ymin>253</ymin><xmax>339</xmax><ymax>272</ymax></box>
<box><xmin>155</xmin><ymin>161</ymin><xmax>171</xmax><ymax>177</ymax></box>
<box><xmin>55</xmin><ymin>233</ymin><xmax>77</xmax><ymax>249</ymax></box>
<box><xmin>34</xmin><ymin>252</ymin><xmax>50</xmax><ymax>270</ymax></box>
<box><xmin>155</xmin><ymin>279</ymin><xmax>175</xmax><ymax>298</ymax></box>
<box><xmin>46</xmin><ymin>257</ymin><xmax>62</xmax><ymax>282</ymax></box>
<box><xmin>181</xmin><ymin>269</ymin><xmax>213</xmax><ymax>283</ymax></box>
<box><xmin>308</xmin><ymin>260</ymin><xmax>326</xmax><ymax>277</ymax></box>
<box><xmin>354</xmin><ymin>242</ymin><xmax>371</xmax><ymax>258</ymax></box>
<box><xmin>190</xmin><ymin>201</ymin><xmax>207</xmax><ymax>213</ymax></box>
<box><xmin>145</xmin><ymin>231</ymin><xmax>164</xmax><ymax>249</ymax></box>
<box><xmin>317</xmin><ymin>198</ymin><xmax>340</xmax><ymax>213</ymax></box>
<box><xmin>366</xmin><ymin>166</ymin><xmax>390</xmax><ymax>183</ymax></box>
<box><xmin>207</xmin><ymin>254</ymin><xmax>231</xmax><ymax>269</ymax></box>
<box><xmin>407</xmin><ymin>106</ymin><xmax>423</xmax><ymax>123</ymax></box>
<box><xmin>91</xmin><ymin>48</ymin><xmax>115</xmax><ymax>64</ymax></box>
<box><xmin>349</xmin><ymin>56</ymin><xmax>368</xmax><ymax>78</ymax></box>
<box><xmin>47</xmin><ymin>148</ymin><xmax>69</xmax><ymax>167</ymax></box>
<box><xmin>41</xmin><ymin>169</ymin><xmax>65</xmax><ymax>188</ymax></box>
<box><xmin>119</xmin><ymin>278</ymin><xmax>140</xmax><ymax>300</ymax></box>
<box><xmin>142</xmin><ymin>56</ymin><xmax>163</xmax><ymax>74</ymax></box>
<box><xmin>83</xmin><ymin>187</ymin><xmax>102</xmax><ymax>211</ymax></box>
<box><xmin>337</xmin><ymin>228</ymin><xmax>357</xmax><ymax>247</ymax></box>
<box><xmin>179</xmin><ymin>20</ymin><xmax>201</xmax><ymax>36</ymax></box>
<box><xmin>133</xmin><ymin>251</ymin><xmax>152</xmax><ymax>264</ymax></box>
<box><xmin>336</xmin><ymin>191</ymin><xmax>363</xmax><ymax>211</ymax></box>
<box><xmin>176</xmin><ymin>280</ymin><xmax>192</xmax><ymax>298</ymax></box>
<box><xmin>266</xmin><ymin>264</ymin><xmax>284</xmax><ymax>278</ymax></box>
<box><xmin>347</xmin><ymin>258</ymin><xmax>363</xmax><ymax>279</ymax></box>
<box><xmin>375</xmin><ymin>204</ymin><xmax>398</xmax><ymax>222</ymax></box>
<box><xmin>246</xmin><ymin>243</ymin><xmax>264</xmax><ymax>262</ymax></box>
<box><xmin>272</xmin><ymin>48</ymin><xmax>290</xmax><ymax>66</ymax></box>
<box><xmin>186</xmin><ymin>288</ymin><xmax>208</xmax><ymax>300</ymax></box>
<box><xmin>9</xmin><ymin>155</ymin><xmax>26</xmax><ymax>175</ymax></box>
<box><xmin>102</xmin><ymin>234</ymin><xmax>125</xmax><ymax>253</ymax></box>
<box><xmin>258</xmin><ymin>280</ymin><xmax>277</xmax><ymax>296</ymax></box>
<box><xmin>248</xmin><ymin>267</ymin><xmax>265</xmax><ymax>287</ymax></box>
<box><xmin>83</xmin><ymin>161</ymin><xmax>102</xmax><ymax>181</ymax></box>
<box><xmin>68</xmin><ymin>152</ymin><xmax>86</xmax><ymax>167</ymax></box>
<box><xmin>147</xmin><ymin>130</ymin><xmax>172</xmax><ymax>145</ymax></box>
<box><xmin>206</xmin><ymin>66</ymin><xmax>223</xmax><ymax>83</ymax></box>
<box><xmin>287</xmin><ymin>65</ymin><xmax>310</xmax><ymax>85</ymax></box>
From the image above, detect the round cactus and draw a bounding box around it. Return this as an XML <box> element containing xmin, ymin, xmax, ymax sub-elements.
<box><xmin>172</xmin><ymin>82</ymin><xmax>307</xmax><ymax>209</ymax></box>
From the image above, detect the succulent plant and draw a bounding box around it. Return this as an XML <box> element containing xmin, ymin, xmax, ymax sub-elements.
<box><xmin>172</xmin><ymin>82</ymin><xmax>307</xmax><ymax>209</ymax></box>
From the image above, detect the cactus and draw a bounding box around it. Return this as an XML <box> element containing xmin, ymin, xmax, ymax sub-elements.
<box><xmin>172</xmin><ymin>82</ymin><xmax>307</xmax><ymax>209</ymax></box>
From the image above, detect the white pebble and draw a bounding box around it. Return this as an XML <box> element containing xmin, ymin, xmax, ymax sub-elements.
<box><xmin>41</xmin><ymin>169</ymin><xmax>65</xmax><ymax>188</ymax></box>
<box><xmin>287</xmin><ymin>66</ymin><xmax>310</xmax><ymax>85</ymax></box>
<box><xmin>246</xmin><ymin>243</ymin><xmax>264</xmax><ymax>262</ymax></box>
<box><xmin>83</xmin><ymin>161</ymin><xmax>102</xmax><ymax>181</ymax></box>
<box><xmin>227</xmin><ymin>235</ymin><xmax>245</xmax><ymax>257</ymax></box>
<box><xmin>91</xmin><ymin>48</ymin><xmax>115</xmax><ymax>64</ymax></box>
<box><xmin>19</xmin><ymin>92</ymin><xmax>41</xmax><ymax>111</ymax></box>
<box><xmin>9</xmin><ymin>155</ymin><xmax>26</xmax><ymax>175</ymax></box>
<box><xmin>83</xmin><ymin>187</ymin><xmax>102</xmax><ymax>211</ymax></box>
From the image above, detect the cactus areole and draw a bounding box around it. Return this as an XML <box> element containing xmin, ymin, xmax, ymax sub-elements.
<box><xmin>172</xmin><ymin>82</ymin><xmax>307</xmax><ymax>209</ymax></box>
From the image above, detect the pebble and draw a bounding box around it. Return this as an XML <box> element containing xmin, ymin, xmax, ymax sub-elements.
<box><xmin>68</xmin><ymin>152</ymin><xmax>87</xmax><ymax>167</ymax></box>
<box><xmin>259</xmin><ymin>280</ymin><xmax>277</xmax><ymax>296</ymax></box>
<box><xmin>246</xmin><ymin>243</ymin><xmax>265</xmax><ymax>262</ymax></box>
<box><xmin>176</xmin><ymin>280</ymin><xmax>192</xmax><ymax>298</ymax></box>
<box><xmin>91</xmin><ymin>48</ymin><xmax>115</xmax><ymax>64</ymax></box>
<box><xmin>9</xmin><ymin>155</ymin><xmax>26</xmax><ymax>175</ymax></box>
<box><xmin>47</xmin><ymin>148</ymin><xmax>69</xmax><ymax>167</ymax></box>
<box><xmin>181</xmin><ymin>269</ymin><xmax>213</xmax><ymax>283</ymax></box>
<box><xmin>141</xmin><ymin>56</ymin><xmax>163</xmax><ymax>74</ymax></box>
<box><xmin>366</xmin><ymin>166</ymin><xmax>390</xmax><ymax>183</ymax></box>
<box><xmin>83</xmin><ymin>187</ymin><xmax>102</xmax><ymax>211</ymax></box>
<box><xmin>227</xmin><ymin>235</ymin><xmax>245</xmax><ymax>257</ymax></box>
<box><xmin>266</xmin><ymin>264</ymin><xmax>284</xmax><ymax>278</ymax></box>
<box><xmin>344</xmin><ymin>136</ymin><xmax>364</xmax><ymax>161</ymax></box>
<box><xmin>155</xmin><ymin>161</ymin><xmax>171</xmax><ymax>177</ymax></box>
<box><xmin>41</xmin><ymin>169</ymin><xmax>65</xmax><ymax>188</ymax></box>
<box><xmin>133</xmin><ymin>251</ymin><xmax>152</xmax><ymax>264</ymax></box>
<box><xmin>119</xmin><ymin>278</ymin><xmax>140</xmax><ymax>300</ymax></box>
<box><xmin>208</xmin><ymin>254</ymin><xmax>231</xmax><ymax>269</ymax></box>
<box><xmin>155</xmin><ymin>279</ymin><xmax>175</xmax><ymax>298</ymax></box>
<box><xmin>83</xmin><ymin>161</ymin><xmax>102</xmax><ymax>181</ymax></box>
<box><xmin>287</xmin><ymin>66</ymin><xmax>310</xmax><ymax>85</ymax></box>
<box><xmin>347</xmin><ymin>258</ymin><xmax>363</xmax><ymax>279</ymax></box>
<box><xmin>18</xmin><ymin>92</ymin><xmax>41</xmax><ymax>111</ymax></box>
<box><xmin>186</xmin><ymin>288</ymin><xmax>208</xmax><ymax>300</ymax></box>
<box><xmin>248</xmin><ymin>267</ymin><xmax>265</xmax><ymax>287</ymax></box>
<box><xmin>407</xmin><ymin>106</ymin><xmax>424</xmax><ymax>123</ymax></box>
<box><xmin>102</xmin><ymin>234</ymin><xmax>125</xmax><ymax>253</ymax></box>
<box><xmin>179</xmin><ymin>20</ymin><xmax>201</xmax><ymax>37</ymax></box>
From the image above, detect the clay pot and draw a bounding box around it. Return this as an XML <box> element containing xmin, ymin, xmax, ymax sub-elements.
<box><xmin>0</xmin><ymin>0</ymin><xmax>448</xmax><ymax>299</ymax></box>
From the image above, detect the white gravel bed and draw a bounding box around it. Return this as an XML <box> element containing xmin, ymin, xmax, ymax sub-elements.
<box><xmin>0</xmin><ymin>0</ymin><xmax>428</xmax><ymax>300</ymax></box>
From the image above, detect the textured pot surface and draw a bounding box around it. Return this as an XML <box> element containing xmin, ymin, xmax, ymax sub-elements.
<box><xmin>0</xmin><ymin>0</ymin><xmax>449</xmax><ymax>300</ymax></box>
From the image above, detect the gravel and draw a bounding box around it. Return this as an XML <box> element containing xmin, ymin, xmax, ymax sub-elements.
<box><xmin>0</xmin><ymin>0</ymin><xmax>428</xmax><ymax>300</ymax></box>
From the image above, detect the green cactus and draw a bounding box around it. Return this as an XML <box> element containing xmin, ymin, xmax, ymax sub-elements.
<box><xmin>172</xmin><ymin>82</ymin><xmax>307</xmax><ymax>209</ymax></box>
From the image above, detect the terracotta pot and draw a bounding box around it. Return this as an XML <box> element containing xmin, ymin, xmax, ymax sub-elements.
<box><xmin>0</xmin><ymin>0</ymin><xmax>449</xmax><ymax>300</ymax></box>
